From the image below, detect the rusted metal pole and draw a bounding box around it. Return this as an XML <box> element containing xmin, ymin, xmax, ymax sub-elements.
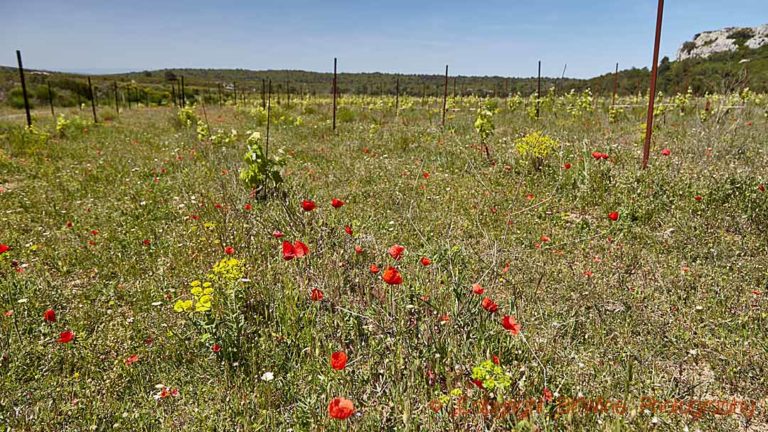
<box><xmin>536</xmin><ymin>60</ymin><xmax>542</xmax><ymax>119</ymax></box>
<box><xmin>612</xmin><ymin>62</ymin><xmax>619</xmax><ymax>107</ymax></box>
<box><xmin>332</xmin><ymin>57</ymin><xmax>337</xmax><ymax>131</ymax></box>
<box><xmin>16</xmin><ymin>50</ymin><xmax>32</xmax><ymax>127</ymax></box>
<box><xmin>642</xmin><ymin>0</ymin><xmax>664</xmax><ymax>170</ymax></box>
<box><xmin>266</xmin><ymin>80</ymin><xmax>271</xmax><ymax>157</ymax></box>
<box><xmin>88</xmin><ymin>77</ymin><xmax>98</xmax><ymax>123</ymax></box>
<box><xmin>442</xmin><ymin>65</ymin><xmax>449</xmax><ymax>127</ymax></box>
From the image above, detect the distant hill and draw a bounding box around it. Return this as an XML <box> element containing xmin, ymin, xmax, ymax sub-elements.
<box><xmin>1</xmin><ymin>29</ymin><xmax>767</xmax><ymax>108</ymax></box>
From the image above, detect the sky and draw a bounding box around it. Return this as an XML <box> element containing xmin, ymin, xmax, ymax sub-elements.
<box><xmin>1</xmin><ymin>0</ymin><xmax>766</xmax><ymax>79</ymax></box>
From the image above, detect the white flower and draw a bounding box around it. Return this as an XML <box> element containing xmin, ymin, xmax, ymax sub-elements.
<box><xmin>261</xmin><ymin>372</ymin><xmax>274</xmax><ymax>382</ymax></box>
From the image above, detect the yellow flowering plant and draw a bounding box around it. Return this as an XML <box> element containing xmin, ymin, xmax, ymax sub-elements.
<box><xmin>173</xmin><ymin>257</ymin><xmax>247</xmax><ymax>364</ymax></box>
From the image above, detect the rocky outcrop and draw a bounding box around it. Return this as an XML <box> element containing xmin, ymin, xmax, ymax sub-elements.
<box><xmin>677</xmin><ymin>24</ymin><xmax>768</xmax><ymax>61</ymax></box>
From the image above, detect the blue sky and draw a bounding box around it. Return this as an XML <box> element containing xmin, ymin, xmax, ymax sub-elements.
<box><xmin>1</xmin><ymin>0</ymin><xmax>766</xmax><ymax>78</ymax></box>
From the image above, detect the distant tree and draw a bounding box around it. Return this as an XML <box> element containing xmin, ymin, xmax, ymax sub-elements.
<box><xmin>165</xmin><ymin>71</ymin><xmax>177</xmax><ymax>82</ymax></box>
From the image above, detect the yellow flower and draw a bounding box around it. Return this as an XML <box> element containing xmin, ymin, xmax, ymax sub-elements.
<box><xmin>173</xmin><ymin>299</ymin><xmax>193</xmax><ymax>312</ymax></box>
<box><xmin>195</xmin><ymin>295</ymin><xmax>212</xmax><ymax>312</ymax></box>
<box><xmin>191</xmin><ymin>286</ymin><xmax>203</xmax><ymax>297</ymax></box>
<box><xmin>190</xmin><ymin>280</ymin><xmax>201</xmax><ymax>287</ymax></box>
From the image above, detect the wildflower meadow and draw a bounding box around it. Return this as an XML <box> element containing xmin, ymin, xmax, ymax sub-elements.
<box><xmin>1</xmin><ymin>88</ymin><xmax>767</xmax><ymax>431</ymax></box>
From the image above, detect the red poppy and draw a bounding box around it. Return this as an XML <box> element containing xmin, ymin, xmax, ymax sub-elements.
<box><xmin>472</xmin><ymin>283</ymin><xmax>484</xmax><ymax>295</ymax></box>
<box><xmin>224</xmin><ymin>246</ymin><xmax>235</xmax><ymax>255</ymax></box>
<box><xmin>243</xmin><ymin>203</ymin><xmax>252</xmax><ymax>211</ymax></box>
<box><xmin>125</xmin><ymin>354</ymin><xmax>139</xmax><ymax>366</ymax></box>
<box><xmin>330</xmin><ymin>351</ymin><xmax>348</xmax><ymax>370</ymax></box>
<box><xmin>526</xmin><ymin>193</ymin><xmax>535</xmax><ymax>200</ymax></box>
<box><xmin>293</xmin><ymin>241</ymin><xmax>309</xmax><ymax>258</ymax></box>
<box><xmin>190</xmin><ymin>214</ymin><xmax>200</xmax><ymax>221</ymax></box>
<box><xmin>369</xmin><ymin>264</ymin><xmax>380</xmax><ymax>274</ymax></box>
<box><xmin>420</xmin><ymin>257</ymin><xmax>431</xmax><ymax>266</ymax></box>
<box><xmin>344</xmin><ymin>225</ymin><xmax>353</xmax><ymax>236</ymax></box>
<box><xmin>328</xmin><ymin>397</ymin><xmax>355</xmax><ymax>420</ymax></box>
<box><xmin>600</xmin><ymin>153</ymin><xmax>609</xmax><ymax>160</ymax></box>
<box><xmin>758</xmin><ymin>184</ymin><xmax>765</xmax><ymax>192</ymax></box>
<box><xmin>382</xmin><ymin>266</ymin><xmax>402</xmax><ymax>285</ymax></box>
<box><xmin>501</xmin><ymin>315</ymin><xmax>521</xmax><ymax>335</ymax></box>
<box><xmin>591</xmin><ymin>151</ymin><xmax>603</xmax><ymax>160</ymax></box>
<box><xmin>272</xmin><ymin>230</ymin><xmax>284</xmax><ymax>239</ymax></box>
<box><xmin>472</xmin><ymin>379</ymin><xmax>485</xmax><ymax>389</ymax></box>
<box><xmin>492</xmin><ymin>355</ymin><xmax>500</xmax><ymax>365</ymax></box>
<box><xmin>3</xmin><ymin>310</ymin><xmax>12</xmax><ymax>317</ymax></box>
<box><xmin>301</xmin><ymin>200</ymin><xmax>316</xmax><ymax>212</ymax></box>
<box><xmin>142</xmin><ymin>239</ymin><xmax>151</xmax><ymax>246</ymax></box>
<box><xmin>283</xmin><ymin>241</ymin><xmax>309</xmax><ymax>260</ymax></box>
<box><xmin>0</xmin><ymin>244</ymin><xmax>9</xmax><ymax>254</ymax></box>
<box><xmin>563</xmin><ymin>162</ymin><xmax>572</xmax><ymax>169</ymax></box>
<box><xmin>331</xmin><ymin>198</ymin><xmax>345</xmax><ymax>208</ymax></box>
<box><xmin>282</xmin><ymin>241</ymin><xmax>295</xmax><ymax>260</ymax></box>
<box><xmin>66</xmin><ymin>221</ymin><xmax>73</xmax><ymax>228</ymax></box>
<box><xmin>608</xmin><ymin>211</ymin><xmax>619</xmax><ymax>221</ymax></box>
<box><xmin>694</xmin><ymin>195</ymin><xmax>702</xmax><ymax>202</ymax></box>
<box><xmin>211</xmin><ymin>343</ymin><xmax>221</xmax><ymax>353</ymax></box>
<box><xmin>43</xmin><ymin>308</ymin><xmax>56</xmax><ymax>323</ymax></box>
<box><xmin>354</xmin><ymin>245</ymin><xmax>363</xmax><ymax>254</ymax></box>
<box><xmin>90</xmin><ymin>230</ymin><xmax>99</xmax><ymax>236</ymax></box>
<box><xmin>388</xmin><ymin>244</ymin><xmax>405</xmax><ymax>260</ymax></box>
<box><xmin>540</xmin><ymin>235</ymin><xmax>551</xmax><ymax>243</ymax></box>
<box><xmin>481</xmin><ymin>297</ymin><xmax>498</xmax><ymax>313</ymax></box>
<box><xmin>57</xmin><ymin>330</ymin><xmax>74</xmax><ymax>343</ymax></box>
<box><xmin>422</xmin><ymin>171</ymin><xmax>430</xmax><ymax>179</ymax></box>
<box><xmin>311</xmin><ymin>288</ymin><xmax>324</xmax><ymax>301</ymax></box>
<box><xmin>661</xmin><ymin>148</ymin><xmax>671</xmax><ymax>156</ymax></box>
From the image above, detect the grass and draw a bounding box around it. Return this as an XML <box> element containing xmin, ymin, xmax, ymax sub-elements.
<box><xmin>0</xmin><ymin>93</ymin><xmax>767</xmax><ymax>431</ymax></box>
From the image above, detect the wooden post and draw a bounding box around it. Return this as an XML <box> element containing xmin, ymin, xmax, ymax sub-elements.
<box><xmin>15</xmin><ymin>50</ymin><xmax>32</xmax><ymax>127</ymax></box>
<box><xmin>642</xmin><ymin>0</ymin><xmax>664</xmax><ymax>170</ymax></box>
<box><xmin>180</xmin><ymin>76</ymin><xmax>186</xmax><ymax>107</ymax></box>
<box><xmin>88</xmin><ymin>77</ymin><xmax>98</xmax><ymax>123</ymax></box>
<box><xmin>171</xmin><ymin>85</ymin><xmax>177</xmax><ymax>107</ymax></box>
<box><xmin>113</xmin><ymin>81</ymin><xmax>120</xmax><ymax>115</ymax></box>
<box><xmin>332</xmin><ymin>57</ymin><xmax>337</xmax><ymax>131</ymax></box>
<box><xmin>47</xmin><ymin>81</ymin><xmax>55</xmax><ymax>118</ymax></box>
<box><xmin>536</xmin><ymin>60</ymin><xmax>542</xmax><ymax>119</ymax></box>
<box><xmin>612</xmin><ymin>62</ymin><xmax>619</xmax><ymax>107</ymax></box>
<box><xmin>442</xmin><ymin>65</ymin><xmax>448</xmax><ymax>127</ymax></box>
<box><xmin>395</xmin><ymin>77</ymin><xmax>400</xmax><ymax>115</ymax></box>
<box><xmin>261</xmin><ymin>79</ymin><xmax>266</xmax><ymax>109</ymax></box>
